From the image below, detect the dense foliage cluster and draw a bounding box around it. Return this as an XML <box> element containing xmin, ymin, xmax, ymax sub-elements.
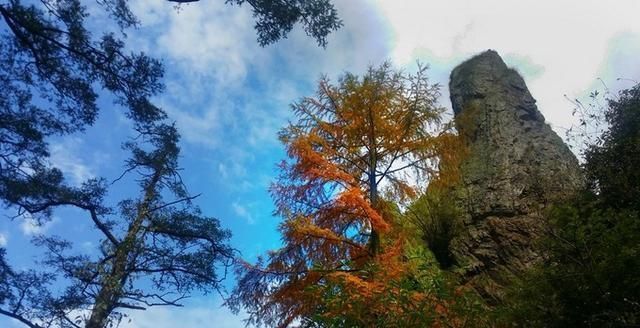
<box><xmin>225</xmin><ymin>0</ymin><xmax>342</xmax><ymax>47</ymax></box>
<box><xmin>0</xmin><ymin>0</ymin><xmax>164</xmax><ymax>221</ymax></box>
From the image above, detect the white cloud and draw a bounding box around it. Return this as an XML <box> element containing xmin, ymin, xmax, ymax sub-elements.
<box><xmin>215</xmin><ymin>157</ymin><xmax>252</xmax><ymax>188</ymax></box>
<box><xmin>0</xmin><ymin>232</ymin><xmax>7</xmax><ymax>247</ymax></box>
<box><xmin>81</xmin><ymin>241</ymin><xmax>94</xmax><ymax>250</ymax></box>
<box><xmin>49</xmin><ymin>138</ymin><xmax>95</xmax><ymax>185</ymax></box>
<box><xmin>127</xmin><ymin>0</ymin><xmax>391</xmax><ymax>149</ymax></box>
<box><xmin>594</xmin><ymin>32</ymin><xmax>640</xmax><ymax>90</ymax></box>
<box><xmin>375</xmin><ymin>0</ymin><xmax>640</xmax><ymax>132</ymax></box>
<box><xmin>166</xmin><ymin>101</ymin><xmax>224</xmax><ymax>148</ymax></box>
<box><xmin>131</xmin><ymin>0</ymin><xmax>261</xmax><ymax>86</ymax></box>
<box><xmin>20</xmin><ymin>214</ymin><xmax>56</xmax><ymax>236</ymax></box>
<box><xmin>128</xmin><ymin>0</ymin><xmax>640</xmax><ymax>162</ymax></box>
<box><xmin>218</xmin><ymin>162</ymin><xmax>229</xmax><ymax>179</ymax></box>
<box><xmin>127</xmin><ymin>302</ymin><xmax>248</xmax><ymax>328</ymax></box>
<box><xmin>122</xmin><ymin>1</ymin><xmax>395</xmax><ymax>208</ymax></box>
<box><xmin>232</xmin><ymin>202</ymin><xmax>255</xmax><ymax>225</ymax></box>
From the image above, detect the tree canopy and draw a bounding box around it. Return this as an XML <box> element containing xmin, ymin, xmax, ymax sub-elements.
<box><xmin>169</xmin><ymin>0</ymin><xmax>342</xmax><ymax>46</ymax></box>
<box><xmin>0</xmin><ymin>121</ymin><xmax>234</xmax><ymax>327</ymax></box>
<box><xmin>0</xmin><ymin>0</ymin><xmax>341</xmax><ymax>224</ymax></box>
<box><xmin>0</xmin><ymin>0</ymin><xmax>165</xmax><ymax>223</ymax></box>
<box><xmin>0</xmin><ymin>0</ymin><xmax>342</xmax><ymax>326</ymax></box>
<box><xmin>584</xmin><ymin>84</ymin><xmax>640</xmax><ymax>210</ymax></box>
<box><xmin>228</xmin><ymin>63</ymin><xmax>475</xmax><ymax>327</ymax></box>
<box><xmin>220</xmin><ymin>0</ymin><xmax>341</xmax><ymax>47</ymax></box>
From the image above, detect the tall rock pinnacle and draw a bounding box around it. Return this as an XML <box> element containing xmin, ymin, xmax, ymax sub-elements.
<box><xmin>449</xmin><ymin>50</ymin><xmax>582</xmax><ymax>302</ymax></box>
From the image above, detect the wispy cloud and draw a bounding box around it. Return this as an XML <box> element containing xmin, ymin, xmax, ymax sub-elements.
<box><xmin>127</xmin><ymin>301</ymin><xmax>248</xmax><ymax>328</ymax></box>
<box><xmin>232</xmin><ymin>202</ymin><xmax>255</xmax><ymax>225</ymax></box>
<box><xmin>595</xmin><ymin>32</ymin><xmax>640</xmax><ymax>90</ymax></box>
<box><xmin>131</xmin><ymin>0</ymin><xmax>261</xmax><ymax>86</ymax></box>
<box><xmin>0</xmin><ymin>232</ymin><xmax>7</xmax><ymax>247</ymax></box>
<box><xmin>20</xmin><ymin>214</ymin><xmax>56</xmax><ymax>236</ymax></box>
<box><xmin>129</xmin><ymin>0</ymin><xmax>390</xmax><ymax>145</ymax></box>
<box><xmin>123</xmin><ymin>1</ymin><xmax>393</xmax><ymax>212</ymax></box>
<box><xmin>49</xmin><ymin>138</ymin><xmax>95</xmax><ymax>185</ymax></box>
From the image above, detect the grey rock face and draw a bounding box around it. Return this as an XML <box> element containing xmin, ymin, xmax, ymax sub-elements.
<box><xmin>449</xmin><ymin>50</ymin><xmax>582</xmax><ymax>302</ymax></box>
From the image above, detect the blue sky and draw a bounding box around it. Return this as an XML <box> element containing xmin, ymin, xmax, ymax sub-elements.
<box><xmin>2</xmin><ymin>0</ymin><xmax>640</xmax><ymax>326</ymax></box>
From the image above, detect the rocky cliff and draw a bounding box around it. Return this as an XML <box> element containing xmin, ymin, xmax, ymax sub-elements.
<box><xmin>448</xmin><ymin>50</ymin><xmax>583</xmax><ymax>302</ymax></box>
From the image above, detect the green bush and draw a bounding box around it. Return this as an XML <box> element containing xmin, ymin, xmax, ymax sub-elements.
<box><xmin>499</xmin><ymin>195</ymin><xmax>640</xmax><ymax>327</ymax></box>
<box><xmin>406</xmin><ymin>189</ymin><xmax>463</xmax><ymax>269</ymax></box>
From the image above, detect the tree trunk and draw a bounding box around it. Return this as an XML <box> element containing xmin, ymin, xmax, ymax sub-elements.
<box><xmin>367</xmin><ymin>106</ymin><xmax>380</xmax><ymax>256</ymax></box>
<box><xmin>86</xmin><ymin>171</ymin><xmax>161</xmax><ymax>328</ymax></box>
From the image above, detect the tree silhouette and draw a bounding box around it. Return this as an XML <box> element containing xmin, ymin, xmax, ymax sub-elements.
<box><xmin>1</xmin><ymin>122</ymin><xmax>234</xmax><ymax>327</ymax></box>
<box><xmin>171</xmin><ymin>0</ymin><xmax>342</xmax><ymax>46</ymax></box>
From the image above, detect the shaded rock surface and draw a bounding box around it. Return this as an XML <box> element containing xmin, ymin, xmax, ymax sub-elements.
<box><xmin>448</xmin><ymin>50</ymin><xmax>583</xmax><ymax>302</ymax></box>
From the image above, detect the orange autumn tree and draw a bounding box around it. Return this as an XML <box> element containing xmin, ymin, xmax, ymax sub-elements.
<box><xmin>229</xmin><ymin>63</ymin><xmax>454</xmax><ymax>327</ymax></box>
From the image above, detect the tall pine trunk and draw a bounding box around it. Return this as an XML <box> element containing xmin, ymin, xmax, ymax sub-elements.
<box><xmin>86</xmin><ymin>171</ymin><xmax>161</xmax><ymax>328</ymax></box>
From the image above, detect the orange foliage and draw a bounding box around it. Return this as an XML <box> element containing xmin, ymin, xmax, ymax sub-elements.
<box><xmin>228</xmin><ymin>63</ymin><xmax>465</xmax><ymax>327</ymax></box>
<box><xmin>334</xmin><ymin>187</ymin><xmax>388</xmax><ymax>232</ymax></box>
